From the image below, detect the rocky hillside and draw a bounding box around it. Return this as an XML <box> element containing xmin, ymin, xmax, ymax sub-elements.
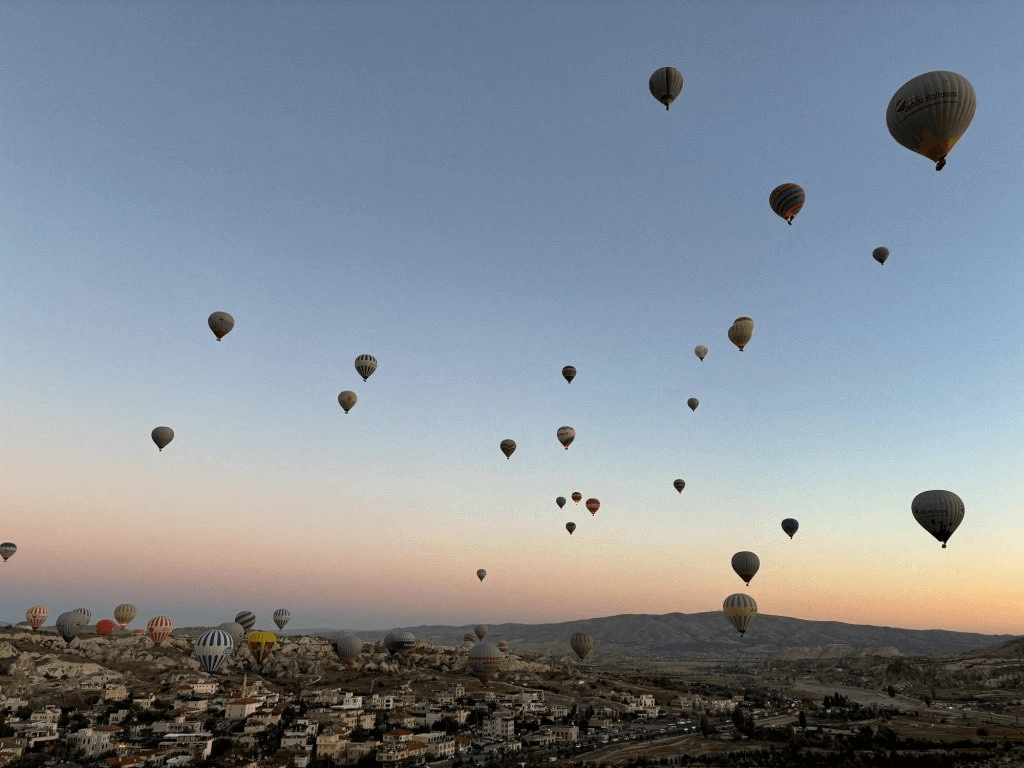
<box><xmin>321</xmin><ymin>612</ymin><xmax>1015</xmax><ymax>658</ymax></box>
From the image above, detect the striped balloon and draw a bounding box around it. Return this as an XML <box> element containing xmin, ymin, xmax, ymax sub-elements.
<box><xmin>334</xmin><ymin>634</ymin><xmax>364</xmax><ymax>667</ymax></box>
<box><xmin>648</xmin><ymin>67</ymin><xmax>684</xmax><ymax>110</ymax></box>
<box><xmin>468</xmin><ymin>641</ymin><xmax>504</xmax><ymax>685</ymax></box>
<box><xmin>731</xmin><ymin>551</ymin><xmax>760</xmax><ymax>586</ymax></box>
<box><xmin>769</xmin><ymin>183</ymin><xmax>805</xmax><ymax>224</ymax></box>
<box><xmin>26</xmin><ymin>605</ymin><xmax>48</xmax><ymax>630</ymax></box>
<box><xmin>273</xmin><ymin>609</ymin><xmax>291</xmax><ymax>630</ymax></box>
<box><xmin>354</xmin><ymin>354</ymin><xmax>378</xmax><ymax>382</ymax></box>
<box><xmin>723</xmin><ymin>593</ymin><xmax>758</xmax><ymax>636</ymax></box>
<box><xmin>570</xmin><ymin>631</ymin><xmax>593</xmax><ymax>661</ymax></box>
<box><xmin>911</xmin><ymin>490</ymin><xmax>964</xmax><ymax>548</ymax></box>
<box><xmin>234</xmin><ymin>611</ymin><xmax>256</xmax><ymax>633</ymax></box>
<box><xmin>728</xmin><ymin>317</ymin><xmax>755</xmax><ymax>351</ymax></box>
<box><xmin>886</xmin><ymin>71</ymin><xmax>975</xmax><ymax>171</ymax></box>
<box><xmin>195</xmin><ymin>629</ymin><xmax>233</xmax><ymax>674</ymax></box>
<box><xmin>114</xmin><ymin>603</ymin><xmax>137</xmax><ymax>629</ymax></box>
<box><xmin>146</xmin><ymin>616</ymin><xmax>174</xmax><ymax>645</ymax></box>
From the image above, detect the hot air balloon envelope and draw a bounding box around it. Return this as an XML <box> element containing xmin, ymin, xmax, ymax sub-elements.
<box><xmin>912</xmin><ymin>490</ymin><xmax>964</xmax><ymax>548</ymax></box>
<box><xmin>723</xmin><ymin>593</ymin><xmax>758</xmax><ymax>636</ymax></box>
<box><xmin>886</xmin><ymin>71</ymin><xmax>975</xmax><ymax>170</ymax></box>
<box><xmin>273</xmin><ymin>609</ymin><xmax>291</xmax><ymax>630</ymax></box>
<box><xmin>26</xmin><ymin>605</ymin><xmax>48</xmax><ymax>630</ymax></box>
<box><xmin>562</xmin><ymin>365</ymin><xmax>576</xmax><ymax>383</ymax></box>
<box><xmin>565</xmin><ymin>522</ymin><xmax>576</xmax><ymax>535</ymax></box>
<box><xmin>649</xmin><ymin>66</ymin><xmax>684</xmax><ymax>110</ymax></box>
<box><xmin>208</xmin><ymin>311</ymin><xmax>234</xmax><ymax>341</ymax></box>
<box><xmin>247</xmin><ymin>630</ymin><xmax>277</xmax><ymax>665</ymax></box>
<box><xmin>781</xmin><ymin>518</ymin><xmax>799</xmax><ymax>538</ymax></box>
<box><xmin>146</xmin><ymin>616</ymin><xmax>174</xmax><ymax>645</ymax></box>
<box><xmin>728</xmin><ymin>317</ymin><xmax>754</xmax><ymax>351</ymax></box>
<box><xmin>196</xmin><ymin>629</ymin><xmax>233</xmax><ymax>673</ymax></box>
<box><xmin>114</xmin><ymin>603</ymin><xmax>137</xmax><ymax>629</ymax></box>
<box><xmin>557</xmin><ymin>426</ymin><xmax>576</xmax><ymax>450</ymax></box>
<box><xmin>585</xmin><ymin>498</ymin><xmax>600</xmax><ymax>516</ymax></box>
<box><xmin>151</xmin><ymin>427</ymin><xmax>174</xmax><ymax>452</ymax></box>
<box><xmin>500</xmin><ymin>439</ymin><xmax>516</xmax><ymax>459</ymax></box>
<box><xmin>476</xmin><ymin>569</ymin><xmax>486</xmax><ymax>582</ymax></box>
<box><xmin>873</xmin><ymin>247</ymin><xmax>889</xmax><ymax>265</ymax></box>
<box><xmin>338</xmin><ymin>391</ymin><xmax>357</xmax><ymax>413</ymax></box>
<box><xmin>731</xmin><ymin>551</ymin><xmax>760</xmax><ymax>586</ymax></box>
<box><xmin>673</xmin><ymin>479</ymin><xmax>686</xmax><ymax>493</ymax></box>
<box><xmin>570</xmin><ymin>631</ymin><xmax>593</xmax><ymax>661</ymax></box>
<box><xmin>556</xmin><ymin>496</ymin><xmax>566</xmax><ymax>509</ymax></box>
<box><xmin>769</xmin><ymin>183</ymin><xmax>805</xmax><ymax>224</ymax></box>
<box><xmin>354</xmin><ymin>354</ymin><xmax>378</xmax><ymax>381</ymax></box>
<box><xmin>468</xmin><ymin>641</ymin><xmax>504</xmax><ymax>685</ymax></box>
<box><xmin>694</xmin><ymin>345</ymin><xmax>707</xmax><ymax>361</ymax></box>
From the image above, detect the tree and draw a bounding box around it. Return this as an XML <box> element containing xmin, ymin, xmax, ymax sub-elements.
<box><xmin>798</xmin><ymin>710</ymin><xmax>807</xmax><ymax>729</ymax></box>
<box><xmin>887</xmin><ymin>685</ymin><xmax>897</xmax><ymax>698</ymax></box>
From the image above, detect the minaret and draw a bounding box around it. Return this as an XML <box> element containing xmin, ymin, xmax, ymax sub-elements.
<box><xmin>241</xmin><ymin>672</ymin><xmax>247</xmax><ymax>698</ymax></box>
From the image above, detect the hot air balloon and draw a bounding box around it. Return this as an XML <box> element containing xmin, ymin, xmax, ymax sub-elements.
<box><xmin>96</xmin><ymin>619</ymin><xmax>118</xmax><ymax>636</ymax></box>
<box><xmin>731</xmin><ymin>551</ymin><xmax>760</xmax><ymax>586</ymax></box>
<box><xmin>557</xmin><ymin>426</ymin><xmax>575</xmax><ymax>450</ymax></box>
<box><xmin>14</xmin><ymin>622</ymin><xmax>29</xmax><ymax>629</ymax></box>
<box><xmin>26</xmin><ymin>605</ymin><xmax>48</xmax><ymax>630</ymax></box>
<box><xmin>571</xmin><ymin>492</ymin><xmax>582</xmax><ymax>505</ymax></box>
<box><xmin>886</xmin><ymin>71</ymin><xmax>976</xmax><ymax>171</ymax></box>
<box><xmin>585</xmin><ymin>498</ymin><xmax>600</xmax><ymax>516</ymax></box>
<box><xmin>873</xmin><ymin>247</ymin><xmax>889</xmax><ymax>265</ymax></box>
<box><xmin>384</xmin><ymin>630</ymin><xmax>416</xmax><ymax>657</ymax></box>
<box><xmin>56</xmin><ymin>611</ymin><xmax>85</xmax><ymax>645</ymax></box>
<box><xmin>218</xmin><ymin>622</ymin><xmax>246</xmax><ymax>648</ymax></box>
<box><xmin>73</xmin><ymin>608</ymin><xmax>92</xmax><ymax>623</ymax></box>
<box><xmin>114</xmin><ymin>603</ymin><xmax>137</xmax><ymax>629</ymax></box>
<box><xmin>781</xmin><ymin>518</ymin><xmax>799</xmax><ymax>539</ymax></box>
<box><xmin>195</xmin><ymin>629</ymin><xmax>233</xmax><ymax>673</ymax></box>
<box><xmin>468</xmin><ymin>641</ymin><xmax>504</xmax><ymax>685</ymax></box>
<box><xmin>151</xmin><ymin>426</ymin><xmax>174</xmax><ymax>452</ymax></box>
<box><xmin>334</xmin><ymin>634</ymin><xmax>364</xmax><ymax>667</ymax></box>
<box><xmin>146</xmin><ymin>616</ymin><xmax>174</xmax><ymax>645</ymax></box>
<box><xmin>475</xmin><ymin>624</ymin><xmax>488</xmax><ymax>640</ymax></box>
<box><xmin>673</xmin><ymin>479</ymin><xmax>685</xmax><ymax>493</ymax></box>
<box><xmin>562</xmin><ymin>365</ymin><xmax>577</xmax><ymax>384</ymax></box>
<box><xmin>723</xmin><ymin>594</ymin><xmax>757</xmax><ymax>636</ymax></box>
<box><xmin>556</xmin><ymin>496</ymin><xmax>566</xmax><ymax>509</ymax></box>
<box><xmin>687</xmin><ymin>398</ymin><xmax>699</xmax><ymax>412</ymax></box>
<box><xmin>769</xmin><ymin>183</ymin><xmax>805</xmax><ymax>225</ymax></box>
<box><xmin>476</xmin><ymin>569</ymin><xmax>486</xmax><ymax>582</ymax></box>
<box><xmin>338</xmin><ymin>391</ymin><xmax>357</xmax><ymax>414</ymax></box>
<box><xmin>0</xmin><ymin>543</ymin><xmax>16</xmax><ymax>562</ymax></box>
<box><xmin>497</xmin><ymin>640</ymin><xmax>507</xmax><ymax>650</ymax></box>
<box><xmin>500</xmin><ymin>439</ymin><xmax>516</xmax><ymax>459</ymax></box>
<box><xmin>247</xmin><ymin>630</ymin><xmax>277</xmax><ymax>665</ymax></box>
<box><xmin>463</xmin><ymin>633</ymin><xmax>477</xmax><ymax>648</ymax></box>
<box><xmin>354</xmin><ymin>354</ymin><xmax>377</xmax><ymax>381</ymax></box>
<box><xmin>234</xmin><ymin>611</ymin><xmax>256</xmax><ymax>633</ymax></box>
<box><xmin>649</xmin><ymin>66</ymin><xmax>684</xmax><ymax>110</ymax></box>
<box><xmin>912</xmin><ymin>490</ymin><xmax>964</xmax><ymax>548</ymax></box>
<box><xmin>208</xmin><ymin>311</ymin><xmax>234</xmax><ymax>341</ymax></box>
<box><xmin>565</xmin><ymin>522</ymin><xmax>576</xmax><ymax>535</ymax></box>
<box><xmin>728</xmin><ymin>317</ymin><xmax>754</xmax><ymax>351</ymax></box>
<box><xmin>273</xmin><ymin>609</ymin><xmax>291</xmax><ymax>630</ymax></box>
<box><xmin>694</xmin><ymin>345</ymin><xmax>707</xmax><ymax>361</ymax></box>
<box><xmin>570</xmin><ymin>631</ymin><xmax>593</xmax><ymax>661</ymax></box>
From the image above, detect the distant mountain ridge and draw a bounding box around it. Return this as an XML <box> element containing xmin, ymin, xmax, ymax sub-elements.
<box><xmin>293</xmin><ymin>612</ymin><xmax>1015</xmax><ymax>659</ymax></box>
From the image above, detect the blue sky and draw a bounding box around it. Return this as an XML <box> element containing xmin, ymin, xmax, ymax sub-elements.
<box><xmin>1</xmin><ymin>1</ymin><xmax>1022</xmax><ymax>635</ymax></box>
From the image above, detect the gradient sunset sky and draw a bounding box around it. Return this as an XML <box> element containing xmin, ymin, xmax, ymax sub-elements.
<box><xmin>2</xmin><ymin>1</ymin><xmax>1022</xmax><ymax>636</ymax></box>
